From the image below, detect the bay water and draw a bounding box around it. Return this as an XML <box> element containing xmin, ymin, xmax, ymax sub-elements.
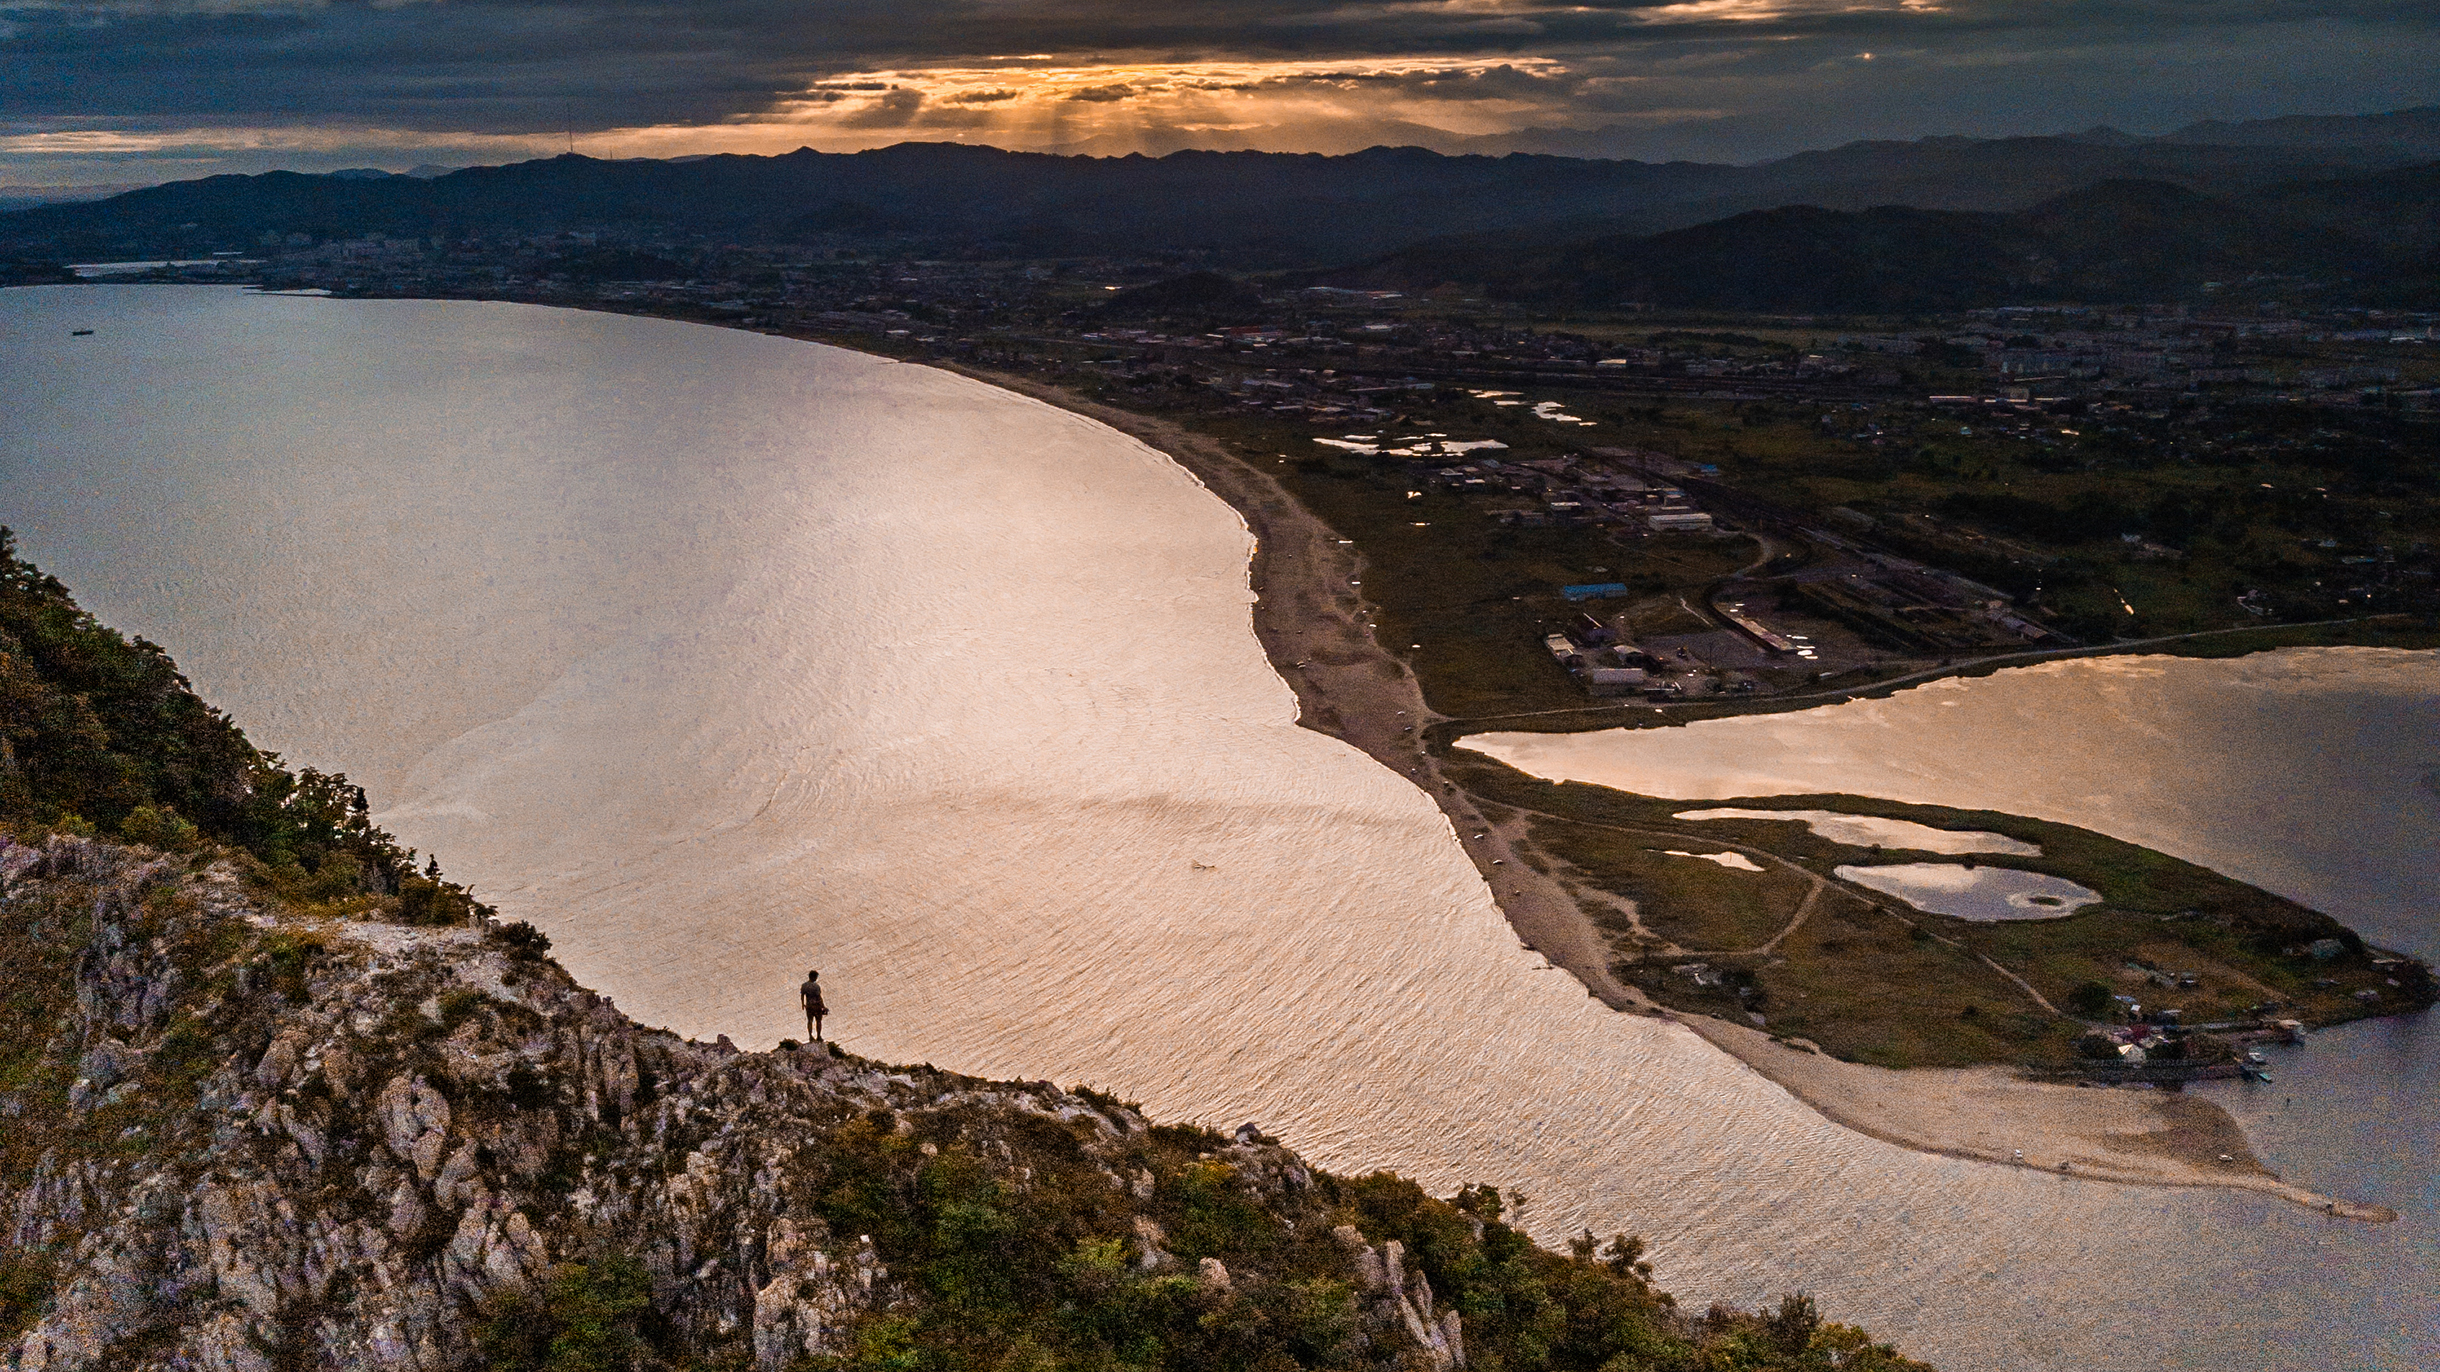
<box><xmin>5</xmin><ymin>286</ymin><xmax>2432</xmax><ymax>1370</ymax></box>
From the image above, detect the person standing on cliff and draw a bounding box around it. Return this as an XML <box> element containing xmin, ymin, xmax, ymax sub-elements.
<box><xmin>800</xmin><ymin>969</ymin><xmax>827</xmax><ymax>1044</ymax></box>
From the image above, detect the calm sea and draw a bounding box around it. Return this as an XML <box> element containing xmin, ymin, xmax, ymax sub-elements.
<box><xmin>4</xmin><ymin>286</ymin><xmax>2431</xmax><ymax>1371</ymax></box>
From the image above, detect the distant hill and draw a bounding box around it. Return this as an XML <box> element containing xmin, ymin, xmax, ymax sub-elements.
<box><xmin>1</xmin><ymin>119</ymin><xmax>2432</xmax><ymax>269</ymax></box>
<box><xmin>0</xmin><ymin>145</ymin><xmax>1737</xmax><ymax>267</ymax></box>
<box><xmin>2153</xmin><ymin>106</ymin><xmax>2440</xmax><ymax>158</ymax></box>
<box><xmin>1692</xmin><ymin>132</ymin><xmax>2405</xmax><ymax>221</ymax></box>
<box><xmin>2254</xmin><ymin>159</ymin><xmax>2440</xmax><ymax>260</ymax></box>
<box><xmin>1324</xmin><ymin>170</ymin><xmax>2437</xmax><ymax>310</ymax></box>
<box><xmin>1097</xmin><ymin>269</ymin><xmax>1270</xmax><ymax>320</ymax></box>
<box><xmin>1329</xmin><ymin>203</ymin><xmax>2044</xmax><ymax>313</ymax></box>
<box><xmin>0</xmin><ymin>181</ymin><xmax>150</xmax><ymax>215</ymax></box>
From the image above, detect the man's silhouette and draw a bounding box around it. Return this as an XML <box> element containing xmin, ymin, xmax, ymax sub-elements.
<box><xmin>800</xmin><ymin>969</ymin><xmax>827</xmax><ymax>1043</ymax></box>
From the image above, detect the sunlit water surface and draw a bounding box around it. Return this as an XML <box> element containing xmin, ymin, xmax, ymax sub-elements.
<box><xmin>5</xmin><ymin>287</ymin><xmax>2433</xmax><ymax>1371</ymax></box>
<box><xmin>1672</xmin><ymin>809</ymin><xmax>2040</xmax><ymax>856</ymax></box>
<box><xmin>1831</xmin><ymin>864</ymin><xmax>2100</xmax><ymax>921</ymax></box>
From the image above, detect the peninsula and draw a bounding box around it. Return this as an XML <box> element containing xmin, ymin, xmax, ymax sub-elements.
<box><xmin>926</xmin><ymin>358</ymin><xmax>2428</xmax><ymax>1221</ymax></box>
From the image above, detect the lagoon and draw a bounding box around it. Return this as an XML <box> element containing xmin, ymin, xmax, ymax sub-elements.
<box><xmin>1674</xmin><ymin>808</ymin><xmax>2042</xmax><ymax>856</ymax></box>
<box><xmin>1832</xmin><ymin>863</ymin><xmax>2102</xmax><ymax>921</ymax></box>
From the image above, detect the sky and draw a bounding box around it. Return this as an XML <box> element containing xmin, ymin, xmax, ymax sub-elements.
<box><xmin>3</xmin><ymin>0</ymin><xmax>2437</xmax><ymax>189</ymax></box>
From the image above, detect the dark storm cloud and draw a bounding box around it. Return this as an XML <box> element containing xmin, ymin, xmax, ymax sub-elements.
<box><xmin>0</xmin><ymin>0</ymin><xmax>2435</xmax><ymax>174</ymax></box>
<box><xmin>0</xmin><ymin>0</ymin><xmax>2425</xmax><ymax>133</ymax></box>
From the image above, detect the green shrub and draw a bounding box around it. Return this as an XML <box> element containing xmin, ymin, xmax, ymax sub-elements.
<box><xmin>437</xmin><ymin>986</ymin><xmax>487</xmax><ymax>1032</ymax></box>
<box><xmin>257</xmin><ymin>929</ymin><xmax>328</xmax><ymax>1001</ymax></box>
<box><xmin>2067</xmin><ymin>980</ymin><xmax>2115</xmax><ymax>1017</ymax></box>
<box><xmin>476</xmin><ymin>1256</ymin><xmax>655</xmax><ymax>1372</ymax></box>
<box><xmin>494</xmin><ymin>921</ymin><xmax>553</xmax><ymax>960</ymax></box>
<box><xmin>0</xmin><ymin>1252</ymin><xmax>56</xmax><ymax>1341</ymax></box>
<box><xmin>118</xmin><ymin>805</ymin><xmax>200</xmax><ymax>853</ymax></box>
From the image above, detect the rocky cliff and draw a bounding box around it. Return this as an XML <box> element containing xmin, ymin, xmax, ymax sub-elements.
<box><xmin>0</xmin><ymin>527</ymin><xmax>1927</xmax><ymax>1371</ymax></box>
<box><xmin>0</xmin><ymin>833</ymin><xmax>1928</xmax><ymax>1372</ymax></box>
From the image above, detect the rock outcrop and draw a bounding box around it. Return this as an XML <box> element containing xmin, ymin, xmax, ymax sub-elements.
<box><xmin>0</xmin><ymin>832</ymin><xmax>1928</xmax><ymax>1371</ymax></box>
<box><xmin>0</xmin><ymin>836</ymin><xmax>1468</xmax><ymax>1370</ymax></box>
<box><xmin>0</xmin><ymin>523</ymin><xmax>1932</xmax><ymax>1372</ymax></box>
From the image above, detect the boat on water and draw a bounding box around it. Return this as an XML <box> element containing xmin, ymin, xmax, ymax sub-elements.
<box><xmin>71</xmin><ymin>329</ymin><xmax>94</xmax><ymax>336</ymax></box>
<box><xmin>2240</xmin><ymin>1062</ymin><xmax>2273</xmax><ymax>1083</ymax></box>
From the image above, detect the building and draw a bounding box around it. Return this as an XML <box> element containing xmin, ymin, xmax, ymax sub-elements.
<box><xmin>1584</xmin><ymin>667</ymin><xmax>1648</xmax><ymax>696</ymax></box>
<box><xmin>1647</xmin><ymin>512</ymin><xmax>1715</xmax><ymax>533</ymax></box>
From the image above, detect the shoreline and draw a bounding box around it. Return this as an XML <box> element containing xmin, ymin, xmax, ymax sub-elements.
<box><xmin>932</xmin><ymin>357</ymin><xmax>2402</xmax><ymax>1223</ymax></box>
<box><xmin>1434</xmin><ymin>611</ymin><xmax>2432</xmax><ymax>742</ymax></box>
<box><xmin>931</xmin><ymin>360</ymin><xmax>1644</xmax><ymax>1009</ymax></box>
<box><xmin>1675</xmin><ymin>1016</ymin><xmax>2396</xmax><ymax>1221</ymax></box>
<box><xmin>81</xmin><ymin>283</ymin><xmax>2384</xmax><ymax>1220</ymax></box>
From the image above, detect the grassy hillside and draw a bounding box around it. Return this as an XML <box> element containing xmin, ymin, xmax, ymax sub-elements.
<box><xmin>0</xmin><ymin>527</ymin><xmax>484</xmax><ymax>921</ymax></box>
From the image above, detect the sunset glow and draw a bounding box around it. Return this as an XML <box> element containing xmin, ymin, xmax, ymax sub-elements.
<box><xmin>3</xmin><ymin>0</ymin><xmax>2432</xmax><ymax>183</ymax></box>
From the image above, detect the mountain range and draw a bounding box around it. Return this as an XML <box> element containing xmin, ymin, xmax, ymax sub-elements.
<box><xmin>1</xmin><ymin>105</ymin><xmax>2433</xmax><ymax>308</ymax></box>
<box><xmin>1323</xmin><ymin>167</ymin><xmax>2440</xmax><ymax>312</ymax></box>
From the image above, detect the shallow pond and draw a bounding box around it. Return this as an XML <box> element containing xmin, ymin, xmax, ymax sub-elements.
<box><xmin>1677</xmin><ymin>808</ymin><xmax>2041</xmax><ymax>855</ymax></box>
<box><xmin>1663</xmin><ymin>849</ymin><xmax>1764</xmax><ymax>871</ymax></box>
<box><xmin>1836</xmin><ymin>863</ymin><xmax>2103</xmax><ymax>921</ymax></box>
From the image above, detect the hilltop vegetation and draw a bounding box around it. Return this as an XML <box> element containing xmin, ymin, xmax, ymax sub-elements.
<box><xmin>0</xmin><ymin>527</ymin><xmax>484</xmax><ymax>923</ymax></box>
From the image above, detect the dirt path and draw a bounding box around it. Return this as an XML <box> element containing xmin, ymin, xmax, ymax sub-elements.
<box><xmin>1754</xmin><ymin>883</ymin><xmax>1823</xmax><ymax>955</ymax></box>
<box><xmin>1466</xmin><ymin>796</ymin><xmax>1830</xmax><ymax>959</ymax></box>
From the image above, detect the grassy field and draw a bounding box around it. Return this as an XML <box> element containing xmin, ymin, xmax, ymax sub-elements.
<box><xmin>1530</xmin><ymin>816</ymin><xmax>1808</xmax><ymax>952</ymax></box>
<box><xmin>1174</xmin><ymin>404</ymin><xmax>1764</xmax><ymax>719</ymax></box>
<box><xmin>1591</xmin><ymin>394</ymin><xmax>2440</xmax><ymax>640</ymax></box>
<box><xmin>1443</xmin><ymin>755</ymin><xmax>2434</xmax><ymax>1068</ymax></box>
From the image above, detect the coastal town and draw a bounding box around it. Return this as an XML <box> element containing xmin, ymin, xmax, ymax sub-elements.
<box><xmin>51</xmin><ymin>230</ymin><xmax>2439</xmax><ymax>1098</ymax></box>
<box><xmin>74</xmin><ymin>237</ymin><xmax>2440</xmax><ymax>722</ymax></box>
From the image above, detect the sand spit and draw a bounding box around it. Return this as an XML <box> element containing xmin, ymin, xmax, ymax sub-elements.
<box><xmin>932</xmin><ymin>364</ymin><xmax>1636</xmax><ymax>1006</ymax></box>
<box><xmin>1677</xmin><ymin>1016</ymin><xmax>2396</xmax><ymax>1223</ymax></box>
<box><xmin>944</xmin><ymin>362</ymin><xmax>2394</xmax><ymax>1224</ymax></box>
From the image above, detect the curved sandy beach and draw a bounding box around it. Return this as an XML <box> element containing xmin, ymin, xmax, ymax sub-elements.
<box><xmin>14</xmin><ymin>287</ymin><xmax>2435</xmax><ymax>1371</ymax></box>
<box><xmin>945</xmin><ymin>362</ymin><xmax>2399</xmax><ymax>1223</ymax></box>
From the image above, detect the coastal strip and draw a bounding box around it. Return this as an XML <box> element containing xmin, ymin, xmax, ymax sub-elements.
<box><xmin>932</xmin><ymin>358</ymin><xmax>2401</xmax><ymax>1223</ymax></box>
<box><xmin>1676</xmin><ymin>1017</ymin><xmax>2396</xmax><ymax>1223</ymax></box>
<box><xmin>934</xmin><ymin>361</ymin><xmax>1641</xmax><ymax>1009</ymax></box>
